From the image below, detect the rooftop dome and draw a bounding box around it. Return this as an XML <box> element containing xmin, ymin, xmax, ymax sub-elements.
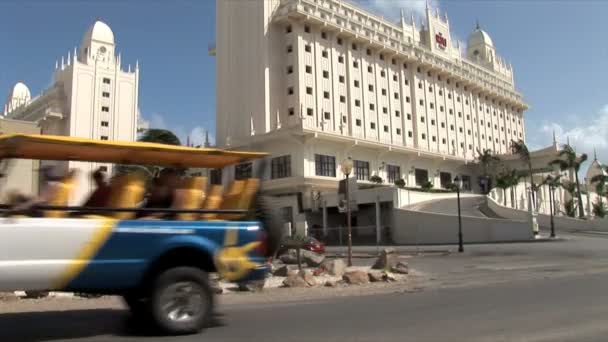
<box><xmin>82</xmin><ymin>20</ymin><xmax>115</xmax><ymax>46</ymax></box>
<box><xmin>468</xmin><ymin>28</ymin><xmax>493</xmax><ymax>48</ymax></box>
<box><xmin>10</xmin><ymin>82</ymin><xmax>31</xmax><ymax>101</ymax></box>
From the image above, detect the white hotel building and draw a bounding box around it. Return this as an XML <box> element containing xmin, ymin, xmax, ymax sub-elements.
<box><xmin>4</xmin><ymin>20</ymin><xmax>141</xmax><ymax>204</ymax></box>
<box><xmin>216</xmin><ymin>0</ymin><xmax>529</xmax><ymax>231</ymax></box>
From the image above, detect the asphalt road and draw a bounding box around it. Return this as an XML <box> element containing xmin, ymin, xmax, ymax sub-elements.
<box><xmin>4</xmin><ymin>232</ymin><xmax>608</xmax><ymax>342</ymax></box>
<box><xmin>2</xmin><ymin>271</ymin><xmax>608</xmax><ymax>342</ymax></box>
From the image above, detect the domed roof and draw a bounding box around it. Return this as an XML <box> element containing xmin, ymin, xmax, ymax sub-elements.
<box><xmin>82</xmin><ymin>20</ymin><xmax>114</xmax><ymax>45</ymax></box>
<box><xmin>586</xmin><ymin>158</ymin><xmax>606</xmax><ymax>184</ymax></box>
<box><xmin>468</xmin><ymin>28</ymin><xmax>493</xmax><ymax>48</ymax></box>
<box><xmin>10</xmin><ymin>82</ymin><xmax>31</xmax><ymax>100</ymax></box>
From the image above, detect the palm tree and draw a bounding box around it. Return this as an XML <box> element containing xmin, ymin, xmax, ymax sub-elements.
<box><xmin>541</xmin><ymin>174</ymin><xmax>562</xmax><ymax>215</ymax></box>
<box><xmin>510</xmin><ymin>139</ymin><xmax>536</xmax><ymax>206</ymax></box>
<box><xmin>550</xmin><ymin>145</ymin><xmax>588</xmax><ymax>218</ymax></box>
<box><xmin>495</xmin><ymin>169</ymin><xmax>518</xmax><ymax>206</ymax></box>
<box><xmin>590</xmin><ymin>168</ymin><xmax>608</xmax><ymax>206</ymax></box>
<box><xmin>476</xmin><ymin>148</ymin><xmax>500</xmax><ymax>193</ymax></box>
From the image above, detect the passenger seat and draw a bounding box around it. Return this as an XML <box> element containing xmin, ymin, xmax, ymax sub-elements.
<box><xmin>172</xmin><ymin>176</ymin><xmax>207</xmax><ymax>221</ymax></box>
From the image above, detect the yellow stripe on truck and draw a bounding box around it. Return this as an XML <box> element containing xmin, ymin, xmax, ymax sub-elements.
<box><xmin>51</xmin><ymin>219</ymin><xmax>116</xmax><ymax>290</ymax></box>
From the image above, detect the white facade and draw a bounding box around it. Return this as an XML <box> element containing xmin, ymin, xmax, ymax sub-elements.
<box><xmin>4</xmin><ymin>20</ymin><xmax>140</xmax><ymax>204</ymax></box>
<box><xmin>215</xmin><ymin>0</ymin><xmax>529</xmax><ymax>232</ymax></box>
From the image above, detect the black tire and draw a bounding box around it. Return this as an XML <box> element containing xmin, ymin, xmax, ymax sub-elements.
<box><xmin>149</xmin><ymin>267</ymin><xmax>213</xmax><ymax>335</ymax></box>
<box><xmin>253</xmin><ymin>195</ymin><xmax>285</xmax><ymax>257</ymax></box>
<box><xmin>123</xmin><ymin>293</ymin><xmax>151</xmax><ymax>321</ymax></box>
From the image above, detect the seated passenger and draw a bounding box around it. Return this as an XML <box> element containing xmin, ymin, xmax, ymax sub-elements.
<box><xmin>137</xmin><ymin>168</ymin><xmax>181</xmax><ymax>218</ymax></box>
<box><xmin>83</xmin><ymin>168</ymin><xmax>111</xmax><ymax>207</ymax></box>
<box><xmin>12</xmin><ymin>166</ymin><xmax>78</xmax><ymax>216</ymax></box>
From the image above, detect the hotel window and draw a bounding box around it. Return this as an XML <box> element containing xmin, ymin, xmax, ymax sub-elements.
<box><xmin>366</xmin><ymin>49</ymin><xmax>372</xmax><ymax>56</ymax></box>
<box><xmin>315</xmin><ymin>154</ymin><xmax>336</xmax><ymax>177</ymax></box>
<box><xmin>324</xmin><ymin>91</ymin><xmax>330</xmax><ymax>99</ymax></box>
<box><xmin>396</xmin><ymin>128</ymin><xmax>401</xmax><ymax>135</ymax></box>
<box><xmin>441</xmin><ymin>138</ymin><xmax>446</xmax><ymax>144</ymax></box>
<box><xmin>393</xmin><ymin>75</ymin><xmax>398</xmax><ymax>82</ymax></box>
<box><xmin>103</xmin><ymin>78</ymin><xmax>111</xmax><ymax>84</ymax></box>
<box><xmin>286</xmin><ymin>45</ymin><xmax>293</xmax><ymax>53</ymax></box>
<box><xmin>323</xmin><ymin>70</ymin><xmax>329</xmax><ymax>78</ymax></box>
<box><xmin>338</xmin><ymin>56</ymin><xmax>344</xmax><ymax>63</ymax></box>
<box><xmin>404</xmin><ymin>79</ymin><xmax>409</xmax><ymax>86</ymax></box>
<box><xmin>459</xmin><ymin>127</ymin><xmax>463</xmax><ymax>133</ymax></box>
<box><xmin>457</xmin><ymin>96</ymin><xmax>461</xmax><ymax>102</ymax></box>
<box><xmin>439</xmin><ymin>90</ymin><xmax>443</xmax><ymax>96</ymax></box>
<box><xmin>355</xmin><ymin>99</ymin><xmax>361</xmax><ymax>107</ymax></box>
<box><xmin>449</xmin><ymin>109</ymin><xmax>453</xmax><ymax>115</ymax></box>
<box><xmin>287</xmin><ymin>87</ymin><xmax>294</xmax><ymax>95</ymax></box>
<box><xmin>403</xmin><ymin>63</ymin><xmax>408</xmax><ymax>69</ymax></box>
<box><xmin>415</xmin><ymin>168</ymin><xmax>428</xmax><ymax>186</ymax></box>
<box><xmin>321</xmin><ymin>31</ymin><xmax>327</xmax><ymax>39</ymax></box>
<box><xmin>440</xmin><ymin>172</ymin><xmax>452</xmax><ymax>188</ymax></box>
<box><xmin>340</xmin><ymin>95</ymin><xmax>346</xmax><ymax>103</ymax></box>
<box><xmin>100</xmin><ymin>136</ymin><xmax>109</xmax><ymax>140</ymax></box>
<box><xmin>356</xmin><ymin>119</ymin><xmax>362</xmax><ymax>126</ymax></box>
<box><xmin>101</xmin><ymin>121</ymin><xmax>109</xmax><ymax>127</ymax></box>
<box><xmin>306</xmin><ymin>87</ymin><xmax>313</xmax><ymax>95</ymax></box>
<box><xmin>381</xmin><ymin>89</ymin><xmax>387</xmax><ymax>95</ymax></box>
<box><xmin>368</xmin><ymin>66</ymin><xmax>373</xmax><ymax>73</ymax></box>
<box><xmin>271</xmin><ymin>155</ymin><xmax>291</xmax><ymax>179</ymax></box>
<box><xmin>101</xmin><ymin>106</ymin><xmax>110</xmax><ymax>112</ymax></box>
<box><xmin>469</xmin><ymin>144</ymin><xmax>473</xmax><ymax>150</ymax></box>
<box><xmin>102</xmin><ymin>92</ymin><xmax>110</xmax><ymax>98</ymax></box>
<box><xmin>494</xmin><ymin>124</ymin><xmax>498</xmax><ymax>129</ymax></box>
<box><xmin>304</xmin><ymin>44</ymin><xmax>311</xmax><ymax>52</ymax></box>
<box><xmin>287</xmin><ymin>66</ymin><xmax>293</xmax><ymax>74</ymax></box>
<box><xmin>418</xmin><ymin>82</ymin><xmax>422</xmax><ymax>89</ymax></box>
<box><xmin>288</xmin><ymin>108</ymin><xmax>295</xmax><ymax>116</ymax></box>
<box><xmin>419</xmin><ymin>100</ymin><xmax>424</xmax><ymax>106</ymax></box>
<box><xmin>370</xmin><ymin>122</ymin><xmax>376</xmax><ymax>129</ymax></box>
<box><xmin>407</xmin><ymin>114</ymin><xmax>411</xmax><ymax>120</ymax></box>
<box><xmin>368</xmin><ymin>85</ymin><xmax>374</xmax><ymax>92</ymax></box>
<box><xmin>354</xmin><ymin>80</ymin><xmax>360</xmax><ymax>88</ymax></box>
<box><xmin>324</xmin><ymin>112</ymin><xmax>331</xmax><ymax>120</ymax></box>
<box><xmin>430</xmin><ymin>103</ymin><xmax>434</xmax><ymax>109</ymax></box>
<box><xmin>322</xmin><ymin>50</ymin><xmax>328</xmax><ymax>58</ymax></box>
<box><xmin>458</xmin><ymin>112</ymin><xmax>462</xmax><ymax>118</ymax></box>
<box><xmin>339</xmin><ymin>75</ymin><xmax>345</xmax><ymax>83</ymax></box>
<box><xmin>369</xmin><ymin>103</ymin><xmax>375</xmax><ymax>111</ymax></box>
<box><xmin>440</xmin><ymin>106</ymin><xmax>444</xmax><ymax>112</ymax></box>
<box><xmin>383</xmin><ymin>125</ymin><xmax>389</xmax><ymax>132</ymax></box>
<box><xmin>394</xmin><ymin>92</ymin><xmax>399</xmax><ymax>99</ymax></box>
<box><xmin>448</xmin><ymin>93</ymin><xmax>452</xmax><ymax>99</ymax></box>
<box><xmin>460</xmin><ymin>142</ymin><xmax>464</xmax><ymax>149</ymax></box>
<box><xmin>488</xmin><ymin>123</ymin><xmax>491</xmax><ymax>128</ymax></box>
<box><xmin>286</xmin><ymin>25</ymin><xmax>292</xmax><ymax>34</ymax></box>
<box><xmin>428</xmin><ymin>86</ymin><xmax>433</xmax><ymax>92</ymax></box>
<box><xmin>406</xmin><ymin>96</ymin><xmax>410</xmax><ymax>103</ymax></box>
<box><xmin>337</xmin><ymin>38</ymin><xmax>343</xmax><ymax>45</ymax></box>
<box><xmin>352</xmin><ymin>43</ymin><xmax>357</xmax><ymax>50</ymax></box>
<box><xmin>304</xmin><ymin>25</ymin><xmax>310</xmax><ymax>33</ymax></box>
<box><xmin>382</xmin><ymin>107</ymin><xmax>388</xmax><ymax>114</ymax></box>
<box><xmin>481</xmin><ymin>120</ymin><xmax>484</xmax><ymax>125</ymax></box>
<box><xmin>380</xmin><ymin>71</ymin><xmax>386</xmax><ymax>78</ymax></box>
<box><xmin>307</xmin><ymin>108</ymin><xmax>313</xmax><ymax>116</ymax></box>
<box><xmin>379</xmin><ymin>54</ymin><xmax>384</xmax><ymax>61</ymax></box>
<box><xmin>467</xmin><ymin>129</ymin><xmax>471</xmax><ymax>135</ymax></box>
<box><xmin>427</xmin><ymin>71</ymin><xmax>432</xmax><ymax>77</ymax></box>
<box><xmin>421</xmin><ymin>133</ymin><xmax>426</xmax><ymax>140</ymax></box>
<box><xmin>421</xmin><ymin>117</ymin><xmax>425</xmax><ymax>123</ymax></box>
<box><xmin>441</xmin><ymin>122</ymin><xmax>445</xmax><ymax>128</ymax></box>
<box><xmin>387</xmin><ymin>165</ymin><xmax>400</xmax><ymax>184</ymax></box>
<box><xmin>465</xmin><ymin>99</ymin><xmax>469</xmax><ymax>105</ymax></box>
<box><xmin>417</xmin><ymin>67</ymin><xmax>421</xmax><ymax>73</ymax></box>
<box><xmin>408</xmin><ymin>131</ymin><xmax>413</xmax><ymax>138</ymax></box>
<box><xmin>305</xmin><ymin>65</ymin><xmax>312</xmax><ymax>74</ymax></box>
<box><xmin>342</xmin><ymin>116</ymin><xmax>347</xmax><ymax>123</ymax></box>
<box><xmin>450</xmin><ymin>124</ymin><xmax>454</xmax><ymax>131</ymax></box>
<box><xmin>431</xmin><ymin>119</ymin><xmax>435</xmax><ymax>126</ymax></box>
<box><xmin>466</xmin><ymin>115</ymin><xmax>470</xmax><ymax>120</ymax></box>
<box><xmin>354</xmin><ymin>160</ymin><xmax>370</xmax><ymax>181</ymax></box>
<box><xmin>395</xmin><ymin>110</ymin><xmax>400</xmax><ymax>117</ymax></box>
<box><xmin>353</xmin><ymin>61</ymin><xmax>359</xmax><ymax>68</ymax></box>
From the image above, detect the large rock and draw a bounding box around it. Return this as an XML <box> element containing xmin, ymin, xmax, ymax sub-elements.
<box><xmin>302</xmin><ymin>250</ymin><xmax>325</xmax><ymax>267</ymax></box>
<box><xmin>372</xmin><ymin>248</ymin><xmax>399</xmax><ymax>270</ymax></box>
<box><xmin>391</xmin><ymin>261</ymin><xmax>409</xmax><ymax>274</ymax></box>
<box><xmin>382</xmin><ymin>271</ymin><xmax>397</xmax><ymax>282</ymax></box>
<box><xmin>321</xmin><ymin>259</ymin><xmax>346</xmax><ymax>277</ymax></box>
<box><xmin>324</xmin><ymin>280</ymin><xmax>338</xmax><ymax>288</ymax></box>
<box><xmin>342</xmin><ymin>270</ymin><xmax>370</xmax><ymax>285</ymax></box>
<box><xmin>283</xmin><ymin>274</ymin><xmax>309</xmax><ymax>288</ymax></box>
<box><xmin>368</xmin><ymin>271</ymin><xmax>383</xmax><ymax>282</ymax></box>
<box><xmin>238</xmin><ymin>280</ymin><xmax>265</xmax><ymax>292</ymax></box>
<box><xmin>273</xmin><ymin>265</ymin><xmax>290</xmax><ymax>277</ymax></box>
<box><xmin>299</xmin><ymin>270</ymin><xmax>317</xmax><ymax>287</ymax></box>
<box><xmin>279</xmin><ymin>249</ymin><xmax>299</xmax><ymax>265</ymax></box>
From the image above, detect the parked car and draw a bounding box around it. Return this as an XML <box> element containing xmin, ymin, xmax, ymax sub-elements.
<box><xmin>277</xmin><ymin>236</ymin><xmax>326</xmax><ymax>256</ymax></box>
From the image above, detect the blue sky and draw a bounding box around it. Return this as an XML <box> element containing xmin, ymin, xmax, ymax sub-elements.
<box><xmin>1</xmin><ymin>0</ymin><xmax>607</xmax><ymax>162</ymax></box>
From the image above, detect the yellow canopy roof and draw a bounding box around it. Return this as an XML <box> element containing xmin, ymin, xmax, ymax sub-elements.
<box><xmin>0</xmin><ymin>134</ymin><xmax>267</xmax><ymax>169</ymax></box>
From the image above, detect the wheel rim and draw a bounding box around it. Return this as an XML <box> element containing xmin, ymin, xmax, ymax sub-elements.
<box><xmin>159</xmin><ymin>281</ymin><xmax>205</xmax><ymax>323</ymax></box>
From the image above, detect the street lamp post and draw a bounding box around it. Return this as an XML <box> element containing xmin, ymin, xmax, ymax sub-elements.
<box><xmin>549</xmin><ymin>183</ymin><xmax>556</xmax><ymax>238</ymax></box>
<box><xmin>341</xmin><ymin>157</ymin><xmax>354</xmax><ymax>266</ymax></box>
<box><xmin>454</xmin><ymin>175</ymin><xmax>464</xmax><ymax>253</ymax></box>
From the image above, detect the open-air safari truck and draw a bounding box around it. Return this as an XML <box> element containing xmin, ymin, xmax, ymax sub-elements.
<box><xmin>0</xmin><ymin>134</ymin><xmax>283</xmax><ymax>335</ymax></box>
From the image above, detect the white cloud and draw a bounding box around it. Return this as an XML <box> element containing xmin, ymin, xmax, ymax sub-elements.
<box><xmin>353</xmin><ymin>0</ymin><xmax>438</xmax><ymax>21</ymax></box>
<box><xmin>533</xmin><ymin>104</ymin><xmax>608</xmax><ymax>163</ymax></box>
<box><xmin>148</xmin><ymin>113</ymin><xmax>168</xmax><ymax>129</ymax></box>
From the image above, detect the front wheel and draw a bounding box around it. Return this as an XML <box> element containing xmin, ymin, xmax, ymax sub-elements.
<box><xmin>149</xmin><ymin>267</ymin><xmax>213</xmax><ymax>335</ymax></box>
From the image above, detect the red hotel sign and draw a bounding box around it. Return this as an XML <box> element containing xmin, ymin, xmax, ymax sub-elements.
<box><xmin>435</xmin><ymin>33</ymin><xmax>447</xmax><ymax>49</ymax></box>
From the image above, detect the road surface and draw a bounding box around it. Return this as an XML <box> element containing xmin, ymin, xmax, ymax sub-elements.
<box><xmin>3</xmin><ymin>232</ymin><xmax>608</xmax><ymax>341</ymax></box>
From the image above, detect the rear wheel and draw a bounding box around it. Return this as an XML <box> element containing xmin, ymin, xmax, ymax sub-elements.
<box><xmin>149</xmin><ymin>267</ymin><xmax>213</xmax><ymax>335</ymax></box>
